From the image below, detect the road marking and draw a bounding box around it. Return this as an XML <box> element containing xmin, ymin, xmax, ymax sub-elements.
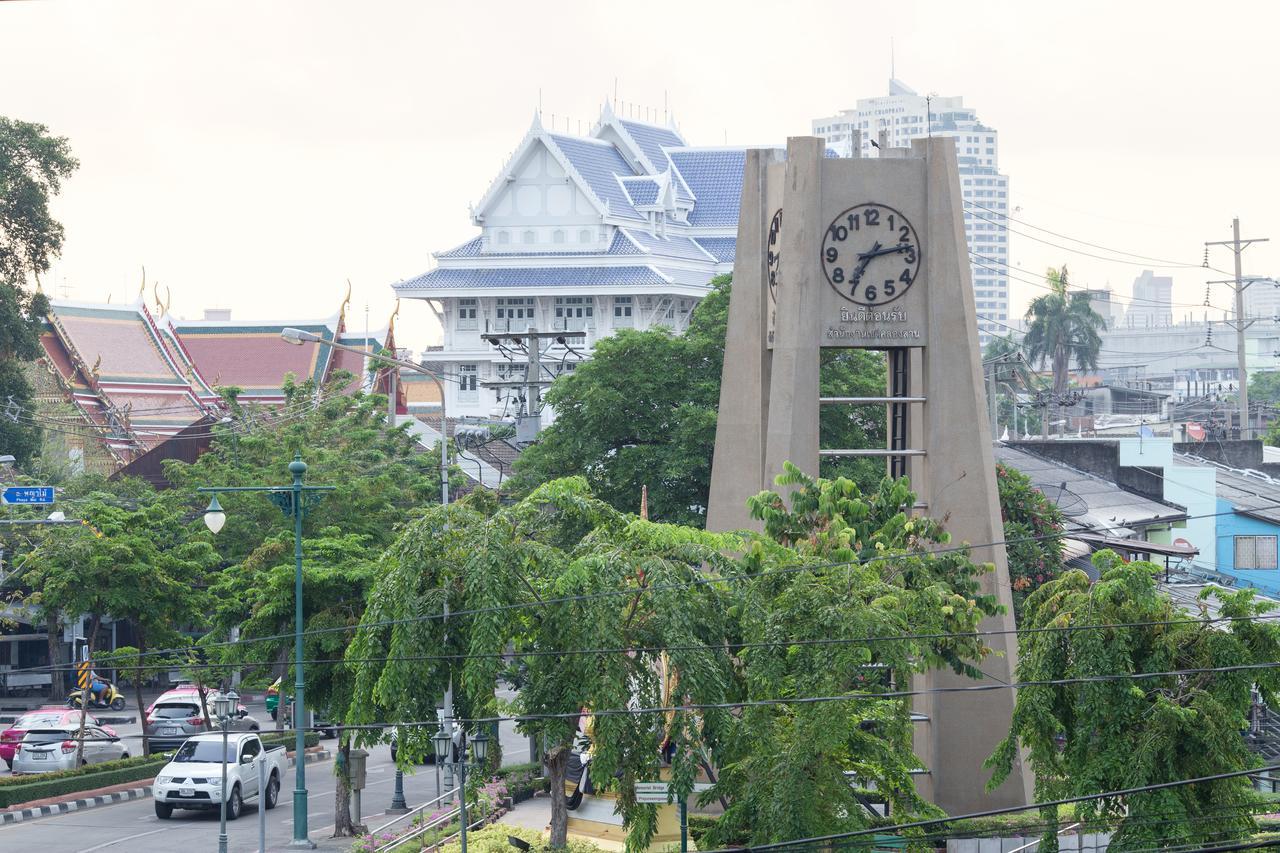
<box><xmin>75</xmin><ymin>827</ymin><xmax>171</xmax><ymax>852</ymax></box>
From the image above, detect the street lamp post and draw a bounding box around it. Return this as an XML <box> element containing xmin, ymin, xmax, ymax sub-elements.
<box><xmin>281</xmin><ymin>327</ymin><xmax>450</xmax><ymax>507</ymax></box>
<box><xmin>201</xmin><ymin>456</ymin><xmax>333</xmax><ymax>849</ymax></box>
<box><xmin>386</xmin><ymin>731</ymin><xmax>408</xmax><ymax>814</ymax></box>
<box><xmin>433</xmin><ymin>725</ymin><xmax>489</xmax><ymax>853</ymax></box>
<box><xmin>213</xmin><ymin>688</ymin><xmax>239</xmax><ymax>853</ymax></box>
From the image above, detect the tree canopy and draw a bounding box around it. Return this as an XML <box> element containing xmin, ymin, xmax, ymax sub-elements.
<box><xmin>348</xmin><ymin>468</ymin><xmax>1004</xmax><ymax>849</ymax></box>
<box><xmin>987</xmin><ymin>552</ymin><xmax>1280</xmax><ymax>848</ymax></box>
<box><xmin>1023</xmin><ymin>266</ymin><xmax>1106</xmax><ymax>395</ymax></box>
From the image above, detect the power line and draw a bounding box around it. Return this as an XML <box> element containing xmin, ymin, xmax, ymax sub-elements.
<box><xmin>698</xmin><ymin>762</ymin><xmax>1280</xmax><ymax>852</ymax></box>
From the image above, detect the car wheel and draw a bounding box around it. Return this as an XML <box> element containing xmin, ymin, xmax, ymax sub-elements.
<box><xmin>120</xmin><ymin>752</ymin><xmax>129</xmax><ymax>760</ymax></box>
<box><xmin>226</xmin><ymin>786</ymin><xmax>242</xmax><ymax>820</ymax></box>
<box><xmin>110</xmin><ymin>697</ymin><xmax>126</xmax><ymax>711</ymax></box>
<box><xmin>264</xmin><ymin>773</ymin><xmax>280</xmax><ymax>810</ymax></box>
<box><xmin>154</xmin><ymin>802</ymin><xmax>173</xmax><ymax>820</ymax></box>
<box><xmin>249</xmin><ymin>725</ymin><xmax>259</xmax><ymax>732</ymax></box>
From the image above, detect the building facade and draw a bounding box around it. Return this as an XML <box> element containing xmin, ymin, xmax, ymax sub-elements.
<box><xmin>813</xmin><ymin>79</ymin><xmax>1010</xmax><ymax>343</ymax></box>
<box><xmin>393</xmin><ymin>105</ymin><xmax>744</xmax><ymax>421</ymax></box>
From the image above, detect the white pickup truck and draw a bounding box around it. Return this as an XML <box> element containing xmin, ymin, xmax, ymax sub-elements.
<box><xmin>152</xmin><ymin>732</ymin><xmax>287</xmax><ymax>820</ymax></box>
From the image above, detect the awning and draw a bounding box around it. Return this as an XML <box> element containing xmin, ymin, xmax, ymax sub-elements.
<box><xmin>1072</xmin><ymin>532</ymin><xmax>1199</xmax><ymax>558</ymax></box>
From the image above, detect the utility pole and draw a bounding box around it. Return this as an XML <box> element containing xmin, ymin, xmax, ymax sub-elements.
<box><xmin>1207</xmin><ymin>219</ymin><xmax>1269</xmax><ymax>438</ymax></box>
<box><xmin>480</xmin><ymin>327</ymin><xmax>585</xmax><ymax>444</ymax></box>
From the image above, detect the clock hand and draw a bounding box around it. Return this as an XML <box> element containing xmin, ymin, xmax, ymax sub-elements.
<box><xmin>850</xmin><ymin>241</ymin><xmax>882</xmax><ymax>286</ymax></box>
<box><xmin>858</xmin><ymin>243</ymin><xmax>911</xmax><ymax>261</ymax></box>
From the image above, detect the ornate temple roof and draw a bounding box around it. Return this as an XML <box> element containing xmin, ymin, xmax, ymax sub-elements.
<box><xmin>37</xmin><ymin>288</ymin><xmax>399</xmax><ymax>468</ymax></box>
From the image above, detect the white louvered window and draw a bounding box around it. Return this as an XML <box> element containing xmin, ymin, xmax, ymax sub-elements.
<box><xmin>456</xmin><ymin>298</ymin><xmax>478</xmax><ymax>331</ymax></box>
<box><xmin>613</xmin><ymin>296</ymin><xmax>633</xmax><ymax>327</ymax></box>
<box><xmin>1236</xmin><ymin>535</ymin><xmax>1278</xmax><ymax>570</ymax></box>
<box><xmin>495</xmin><ymin>297</ymin><xmax>534</xmax><ymax>332</ymax></box>
<box><xmin>554</xmin><ymin>296</ymin><xmax>593</xmax><ymax>331</ymax></box>
<box><xmin>457</xmin><ymin>364</ymin><xmax>479</xmax><ymax>403</ymax></box>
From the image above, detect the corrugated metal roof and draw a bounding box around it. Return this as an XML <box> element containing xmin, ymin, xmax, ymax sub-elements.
<box><xmin>1176</xmin><ymin>454</ymin><xmax>1280</xmax><ymax>524</ymax></box>
<box><xmin>995</xmin><ymin>444</ymin><xmax>1184</xmax><ymax>529</ymax></box>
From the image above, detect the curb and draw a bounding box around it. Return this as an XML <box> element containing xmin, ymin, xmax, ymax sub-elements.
<box><xmin>0</xmin><ymin>785</ymin><xmax>153</xmax><ymax>825</ymax></box>
<box><xmin>0</xmin><ymin>750</ymin><xmax>331</xmax><ymax>826</ymax></box>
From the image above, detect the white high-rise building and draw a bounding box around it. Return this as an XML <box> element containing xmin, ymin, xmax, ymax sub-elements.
<box><xmin>813</xmin><ymin>80</ymin><xmax>1010</xmax><ymax>344</ymax></box>
<box><xmin>1125</xmin><ymin>270</ymin><xmax>1174</xmax><ymax>328</ymax></box>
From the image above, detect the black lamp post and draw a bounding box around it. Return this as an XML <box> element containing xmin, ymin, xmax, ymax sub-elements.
<box><xmin>433</xmin><ymin>724</ymin><xmax>489</xmax><ymax>853</ymax></box>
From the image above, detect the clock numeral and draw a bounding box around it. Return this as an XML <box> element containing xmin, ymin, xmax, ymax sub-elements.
<box><xmin>824</xmin><ymin>247</ymin><xmax>838</xmax><ymax>263</ymax></box>
<box><xmin>864</xmin><ymin>207</ymin><xmax>880</xmax><ymax>226</ymax></box>
<box><xmin>887</xmin><ymin>214</ymin><xmax>895</xmax><ymax>231</ymax></box>
<box><xmin>899</xmin><ymin>225</ymin><xmax>910</xmax><ymax>243</ymax></box>
<box><xmin>900</xmin><ymin>269</ymin><xmax>912</xmax><ymax>284</ymax></box>
<box><xmin>883</xmin><ymin>280</ymin><xmax>896</xmax><ymax>297</ymax></box>
<box><xmin>829</xmin><ymin>224</ymin><xmax>848</xmax><ymax>242</ymax></box>
<box><xmin>847</xmin><ymin>213</ymin><xmax>859</xmax><ymax>231</ymax></box>
<box><xmin>865</xmin><ymin>284</ymin><xmax>877</xmax><ymax>302</ymax></box>
<box><xmin>831</xmin><ymin>267</ymin><xmax>844</xmax><ymax>284</ymax></box>
<box><xmin>903</xmin><ymin>246</ymin><xmax>917</xmax><ymax>264</ymax></box>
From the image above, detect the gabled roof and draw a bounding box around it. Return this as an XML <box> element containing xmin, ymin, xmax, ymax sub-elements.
<box><xmin>174</xmin><ymin>319</ymin><xmax>339</xmax><ymax>399</ymax></box>
<box><xmin>547</xmin><ymin>133</ymin><xmax>644</xmax><ymax>221</ymax></box>
<box><xmin>666</xmin><ymin>148</ymin><xmax>750</xmax><ymax>228</ymax></box>
<box><xmin>621</xmin><ymin>228</ymin><xmax>717</xmax><ymax>263</ymax></box>
<box><xmin>695</xmin><ymin>237</ymin><xmax>736</xmax><ymax>263</ymax></box>
<box><xmin>435</xmin><ymin>230</ymin><xmax>644</xmax><ymax>261</ymax></box>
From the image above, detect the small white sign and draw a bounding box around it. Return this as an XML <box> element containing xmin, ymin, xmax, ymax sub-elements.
<box><xmin>635</xmin><ymin>781</ymin><xmax>670</xmax><ymax>804</ymax></box>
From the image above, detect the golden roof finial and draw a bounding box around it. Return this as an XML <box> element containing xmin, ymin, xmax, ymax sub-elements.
<box><xmin>138</xmin><ymin>266</ymin><xmax>146</xmax><ymax>298</ymax></box>
<box><xmin>388</xmin><ymin>298</ymin><xmax>401</xmax><ymax>335</ymax></box>
<box><xmin>91</xmin><ymin>354</ymin><xmax>102</xmax><ymax>379</ymax></box>
<box><xmin>340</xmin><ymin>279</ymin><xmax>352</xmax><ymax>322</ymax></box>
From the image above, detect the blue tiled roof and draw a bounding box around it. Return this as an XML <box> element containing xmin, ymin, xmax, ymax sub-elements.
<box><xmin>437</xmin><ymin>236</ymin><xmax>483</xmax><ymax>258</ymax></box>
<box><xmin>548</xmin><ymin>134</ymin><xmax>643</xmax><ymax>220</ymax></box>
<box><xmin>395</xmin><ymin>265</ymin><xmax>671</xmax><ymax>291</ymax></box>
<box><xmin>667</xmin><ymin>149</ymin><xmax>746</xmax><ymax>228</ymax></box>
<box><xmin>619</xmin><ymin>120</ymin><xmax>686</xmax><ymax>172</ymax></box>
<box><xmin>622</xmin><ymin>229</ymin><xmax>716</xmax><ymax>262</ymax></box>
<box><xmin>621</xmin><ymin>177</ymin><xmax>660</xmax><ymax>206</ymax></box>
<box><xmin>695</xmin><ymin>237</ymin><xmax>736</xmax><ymax>263</ymax></box>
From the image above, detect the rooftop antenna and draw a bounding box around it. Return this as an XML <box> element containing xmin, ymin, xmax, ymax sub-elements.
<box><xmin>891</xmin><ymin>36</ymin><xmax>895</xmax><ymax>80</ymax></box>
<box><xmin>664</xmin><ymin>90</ymin><xmax>668</xmax><ymax>123</ymax></box>
<box><xmin>613</xmin><ymin>77</ymin><xmax>618</xmax><ymax>105</ymax></box>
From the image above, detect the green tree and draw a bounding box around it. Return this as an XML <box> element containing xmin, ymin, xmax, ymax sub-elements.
<box><xmin>996</xmin><ymin>462</ymin><xmax>1065</xmax><ymax>619</ymax></box>
<box><xmin>1023</xmin><ymin>266</ymin><xmax>1105</xmax><ymax>397</ymax></box>
<box><xmin>510</xmin><ymin>276</ymin><xmax>888</xmax><ymax>524</ymax></box>
<box><xmin>349</xmin><ymin>470</ymin><xmax>1004</xmax><ymax>849</ymax></box>
<box><xmin>0</xmin><ymin>117</ymin><xmax>79</xmax><ymax>284</ymax></box>
<box><xmin>22</xmin><ymin>481</ymin><xmax>216</xmax><ymax>757</ymax></box>
<box><xmin>0</xmin><ymin>118</ymin><xmax>78</xmax><ymax>467</ymax></box>
<box><xmin>987</xmin><ymin>551</ymin><xmax>1280</xmax><ymax>849</ymax></box>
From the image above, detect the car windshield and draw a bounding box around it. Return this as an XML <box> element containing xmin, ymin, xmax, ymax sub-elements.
<box><xmin>173</xmin><ymin>739</ymin><xmax>236</xmax><ymax>763</ymax></box>
<box><xmin>22</xmin><ymin>729</ymin><xmax>71</xmax><ymax>745</ymax></box>
<box><xmin>154</xmin><ymin>704</ymin><xmax>199</xmax><ymax>719</ymax></box>
<box><xmin>14</xmin><ymin>713</ymin><xmax>65</xmax><ymax>729</ymax></box>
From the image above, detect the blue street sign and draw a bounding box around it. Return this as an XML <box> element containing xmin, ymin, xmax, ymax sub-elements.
<box><xmin>2</xmin><ymin>486</ymin><xmax>55</xmax><ymax>505</ymax></box>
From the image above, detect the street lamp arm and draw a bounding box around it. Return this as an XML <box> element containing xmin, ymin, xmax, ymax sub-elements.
<box><xmin>280</xmin><ymin>329</ymin><xmax>451</xmax><ymax>507</ymax></box>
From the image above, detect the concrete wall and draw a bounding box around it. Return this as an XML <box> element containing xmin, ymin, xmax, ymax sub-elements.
<box><xmin>1117</xmin><ymin>438</ymin><xmax>1218</xmax><ymax>570</ymax></box>
<box><xmin>1214</xmin><ymin>497</ymin><xmax>1280</xmax><ymax>595</ymax></box>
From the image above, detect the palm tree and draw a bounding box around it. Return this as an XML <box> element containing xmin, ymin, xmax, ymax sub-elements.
<box><xmin>1023</xmin><ymin>266</ymin><xmax>1106</xmax><ymax>395</ymax></box>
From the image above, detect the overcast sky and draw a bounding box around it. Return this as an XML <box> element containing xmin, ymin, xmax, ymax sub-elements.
<box><xmin>3</xmin><ymin>0</ymin><xmax>1276</xmax><ymax>347</ymax></box>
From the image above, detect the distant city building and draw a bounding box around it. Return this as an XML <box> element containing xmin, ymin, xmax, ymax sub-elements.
<box><xmin>1243</xmin><ymin>276</ymin><xmax>1280</xmax><ymax>319</ymax></box>
<box><xmin>812</xmin><ymin>79</ymin><xmax>1009</xmax><ymax>343</ymax></box>
<box><xmin>1125</xmin><ymin>270</ymin><xmax>1174</xmax><ymax>328</ymax></box>
<box><xmin>392</xmin><ymin>104</ymin><xmax>745</xmax><ymax>422</ymax></box>
<box><xmin>1085</xmin><ymin>287</ymin><xmax>1121</xmax><ymax>328</ymax></box>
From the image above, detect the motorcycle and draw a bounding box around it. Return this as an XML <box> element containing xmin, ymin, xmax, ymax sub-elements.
<box><xmin>67</xmin><ymin>682</ymin><xmax>127</xmax><ymax>711</ymax></box>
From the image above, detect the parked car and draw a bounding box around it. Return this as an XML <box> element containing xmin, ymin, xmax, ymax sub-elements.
<box><xmin>152</xmin><ymin>732</ymin><xmax>287</xmax><ymax>820</ymax></box>
<box><xmin>144</xmin><ymin>697</ymin><xmax>260</xmax><ymax>754</ymax></box>
<box><xmin>13</xmin><ymin>725</ymin><xmax>128</xmax><ymax>774</ymax></box>
<box><xmin>2</xmin><ymin>707</ymin><xmax>106</xmax><ymax>771</ymax></box>
<box><xmin>145</xmin><ymin>685</ymin><xmax>202</xmax><ymax>718</ymax></box>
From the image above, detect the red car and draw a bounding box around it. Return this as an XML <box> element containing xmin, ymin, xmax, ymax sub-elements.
<box><xmin>2</xmin><ymin>707</ymin><xmax>111</xmax><ymax>770</ymax></box>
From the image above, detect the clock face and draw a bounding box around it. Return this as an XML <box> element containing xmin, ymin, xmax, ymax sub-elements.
<box><xmin>820</xmin><ymin>203</ymin><xmax>921</xmax><ymax>306</ymax></box>
<box><xmin>766</xmin><ymin>208</ymin><xmax>782</xmax><ymax>303</ymax></box>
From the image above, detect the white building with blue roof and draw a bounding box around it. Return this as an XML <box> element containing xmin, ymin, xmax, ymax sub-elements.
<box><xmin>393</xmin><ymin>103</ymin><xmax>748</xmax><ymax>420</ymax></box>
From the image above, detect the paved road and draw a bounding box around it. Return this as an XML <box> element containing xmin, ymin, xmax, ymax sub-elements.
<box><xmin>0</xmin><ymin>716</ymin><xmax>533</xmax><ymax>852</ymax></box>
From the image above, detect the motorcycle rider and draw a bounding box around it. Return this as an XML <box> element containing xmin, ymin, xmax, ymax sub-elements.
<box><xmin>88</xmin><ymin>671</ymin><xmax>107</xmax><ymax>705</ymax></box>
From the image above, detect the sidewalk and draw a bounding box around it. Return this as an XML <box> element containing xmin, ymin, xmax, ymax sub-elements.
<box><xmin>498</xmin><ymin>794</ymin><xmax>550</xmax><ymax>830</ymax></box>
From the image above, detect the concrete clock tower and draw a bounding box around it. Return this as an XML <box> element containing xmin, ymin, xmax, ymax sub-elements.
<box><xmin>706</xmin><ymin>136</ymin><xmax>1030</xmax><ymax>812</ymax></box>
